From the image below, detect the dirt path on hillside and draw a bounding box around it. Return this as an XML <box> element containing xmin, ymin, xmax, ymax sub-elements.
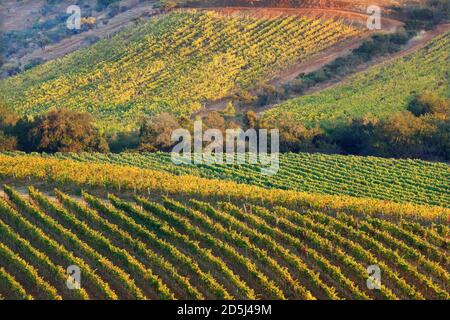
<box><xmin>252</xmin><ymin>23</ymin><xmax>450</xmax><ymax>114</ymax></box>
<box><xmin>190</xmin><ymin>7</ymin><xmax>404</xmax><ymax>30</ymax></box>
<box><xmin>190</xmin><ymin>6</ymin><xmax>405</xmax><ymax>115</ymax></box>
<box><xmin>281</xmin><ymin>23</ymin><xmax>450</xmax><ymax>97</ymax></box>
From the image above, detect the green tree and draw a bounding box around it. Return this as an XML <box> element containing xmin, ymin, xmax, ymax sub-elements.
<box><xmin>26</xmin><ymin>108</ymin><xmax>109</xmax><ymax>153</ymax></box>
<box><xmin>139</xmin><ymin>112</ymin><xmax>180</xmax><ymax>152</ymax></box>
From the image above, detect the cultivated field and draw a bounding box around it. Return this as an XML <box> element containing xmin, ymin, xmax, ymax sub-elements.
<box><xmin>5</xmin><ymin>151</ymin><xmax>448</xmax><ymax>207</ymax></box>
<box><xmin>0</xmin><ymin>10</ymin><xmax>361</xmax><ymax>132</ymax></box>
<box><xmin>263</xmin><ymin>31</ymin><xmax>450</xmax><ymax>125</ymax></box>
<box><xmin>0</xmin><ymin>153</ymin><xmax>448</xmax><ymax>221</ymax></box>
<box><xmin>0</xmin><ymin>184</ymin><xmax>448</xmax><ymax>300</ymax></box>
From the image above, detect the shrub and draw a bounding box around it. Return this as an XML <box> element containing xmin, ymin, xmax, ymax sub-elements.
<box><xmin>25</xmin><ymin>108</ymin><xmax>109</xmax><ymax>153</ymax></box>
<box><xmin>222</xmin><ymin>102</ymin><xmax>236</xmax><ymax>118</ymax></box>
<box><xmin>408</xmin><ymin>92</ymin><xmax>450</xmax><ymax>117</ymax></box>
<box><xmin>139</xmin><ymin>113</ymin><xmax>180</xmax><ymax>152</ymax></box>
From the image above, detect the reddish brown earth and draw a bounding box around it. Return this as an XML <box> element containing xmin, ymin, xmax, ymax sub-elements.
<box><xmin>253</xmin><ymin>23</ymin><xmax>450</xmax><ymax>113</ymax></box>
<box><xmin>194</xmin><ymin>6</ymin><xmax>404</xmax><ymax>30</ymax></box>
<box><xmin>4</xmin><ymin>2</ymin><xmax>441</xmax><ymax>119</ymax></box>
<box><xmin>186</xmin><ymin>0</ymin><xmax>423</xmax><ymax>14</ymax></box>
<box><xmin>199</xmin><ymin>21</ymin><xmax>449</xmax><ymax>115</ymax></box>
<box><xmin>0</xmin><ymin>0</ymin><xmax>158</xmax><ymax>77</ymax></box>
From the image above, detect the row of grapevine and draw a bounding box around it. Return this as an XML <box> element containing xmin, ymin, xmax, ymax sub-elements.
<box><xmin>216</xmin><ymin>202</ymin><xmax>374</xmax><ymax>299</ymax></box>
<box><xmin>181</xmin><ymin>199</ymin><xmax>337</xmax><ymax>299</ymax></box>
<box><xmin>56</xmin><ymin>190</ymin><xmax>234</xmax><ymax>299</ymax></box>
<box><xmin>110</xmin><ymin>195</ymin><xmax>283</xmax><ymax>299</ymax></box>
<box><xmin>270</xmin><ymin>207</ymin><xmax>425</xmax><ymax>299</ymax></box>
<box><xmin>14</xmin><ymin>151</ymin><xmax>448</xmax><ymax>208</ymax></box>
<box><xmin>0</xmin><ymin>195</ymin><xmax>118</xmax><ymax>299</ymax></box>
<box><xmin>0</xmin><ymin>153</ymin><xmax>448</xmax><ymax>222</ymax></box>
<box><xmin>0</xmin><ymin>11</ymin><xmax>361</xmax><ymax>132</ymax></box>
<box><xmin>0</xmin><ymin>185</ymin><xmax>447</xmax><ymax>299</ymax></box>
<box><xmin>304</xmin><ymin>211</ymin><xmax>449</xmax><ymax>299</ymax></box>
<box><xmin>263</xmin><ymin>31</ymin><xmax>450</xmax><ymax>125</ymax></box>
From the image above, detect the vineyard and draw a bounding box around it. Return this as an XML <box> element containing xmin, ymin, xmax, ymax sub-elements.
<box><xmin>263</xmin><ymin>31</ymin><xmax>450</xmax><ymax>125</ymax></box>
<box><xmin>0</xmin><ymin>153</ymin><xmax>448</xmax><ymax>222</ymax></box>
<box><xmin>0</xmin><ymin>0</ymin><xmax>448</xmax><ymax>304</ymax></box>
<box><xmin>0</xmin><ymin>184</ymin><xmax>448</xmax><ymax>300</ymax></box>
<box><xmin>4</xmin><ymin>151</ymin><xmax>448</xmax><ymax>208</ymax></box>
<box><xmin>0</xmin><ymin>10</ymin><xmax>361</xmax><ymax>132</ymax></box>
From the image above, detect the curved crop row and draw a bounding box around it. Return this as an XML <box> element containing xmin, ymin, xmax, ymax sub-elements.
<box><xmin>0</xmin><ymin>11</ymin><xmax>360</xmax><ymax>132</ymax></box>
<box><xmin>0</xmin><ymin>185</ymin><xmax>447</xmax><ymax>300</ymax></box>
<box><xmin>9</xmin><ymin>151</ymin><xmax>448</xmax><ymax>208</ymax></box>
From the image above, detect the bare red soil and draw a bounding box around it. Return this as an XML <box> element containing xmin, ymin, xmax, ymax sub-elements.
<box><xmin>194</xmin><ymin>6</ymin><xmax>403</xmax><ymax>30</ymax></box>
<box><xmin>185</xmin><ymin>0</ymin><xmax>422</xmax><ymax>14</ymax></box>
<box><xmin>12</xmin><ymin>3</ymin><xmax>159</xmax><ymax>69</ymax></box>
<box><xmin>254</xmin><ymin>23</ymin><xmax>450</xmax><ymax>113</ymax></box>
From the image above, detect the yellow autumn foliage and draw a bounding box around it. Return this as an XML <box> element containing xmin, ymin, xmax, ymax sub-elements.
<box><xmin>0</xmin><ymin>154</ymin><xmax>447</xmax><ymax>222</ymax></box>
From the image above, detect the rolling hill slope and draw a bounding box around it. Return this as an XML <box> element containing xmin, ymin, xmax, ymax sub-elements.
<box><xmin>263</xmin><ymin>30</ymin><xmax>450</xmax><ymax>125</ymax></box>
<box><xmin>0</xmin><ymin>0</ymin><xmax>448</xmax><ymax>303</ymax></box>
<box><xmin>0</xmin><ymin>184</ymin><xmax>448</xmax><ymax>300</ymax></box>
<box><xmin>0</xmin><ymin>10</ymin><xmax>361</xmax><ymax>132</ymax></box>
<box><xmin>0</xmin><ymin>153</ymin><xmax>448</xmax><ymax>220</ymax></box>
<box><xmin>5</xmin><ymin>151</ymin><xmax>448</xmax><ymax>208</ymax></box>
<box><xmin>0</xmin><ymin>151</ymin><xmax>448</xmax><ymax>300</ymax></box>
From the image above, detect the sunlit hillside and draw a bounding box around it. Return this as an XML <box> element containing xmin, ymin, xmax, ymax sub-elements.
<box><xmin>0</xmin><ymin>10</ymin><xmax>360</xmax><ymax>132</ymax></box>
<box><xmin>263</xmin><ymin>31</ymin><xmax>449</xmax><ymax>125</ymax></box>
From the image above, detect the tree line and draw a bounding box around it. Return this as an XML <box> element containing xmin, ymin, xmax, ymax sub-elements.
<box><xmin>1</xmin><ymin>91</ymin><xmax>448</xmax><ymax>161</ymax></box>
<box><xmin>136</xmin><ymin>92</ymin><xmax>450</xmax><ymax>161</ymax></box>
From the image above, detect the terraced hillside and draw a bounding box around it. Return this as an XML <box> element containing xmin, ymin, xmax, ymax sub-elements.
<box><xmin>263</xmin><ymin>31</ymin><xmax>450</xmax><ymax>125</ymax></box>
<box><xmin>0</xmin><ymin>185</ymin><xmax>448</xmax><ymax>300</ymax></box>
<box><xmin>0</xmin><ymin>153</ymin><xmax>448</xmax><ymax>221</ymax></box>
<box><xmin>0</xmin><ymin>10</ymin><xmax>361</xmax><ymax>132</ymax></box>
<box><xmin>5</xmin><ymin>151</ymin><xmax>448</xmax><ymax>208</ymax></box>
<box><xmin>186</xmin><ymin>0</ymin><xmax>422</xmax><ymax>13</ymax></box>
<box><xmin>193</xmin><ymin>0</ymin><xmax>421</xmax><ymax>13</ymax></box>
